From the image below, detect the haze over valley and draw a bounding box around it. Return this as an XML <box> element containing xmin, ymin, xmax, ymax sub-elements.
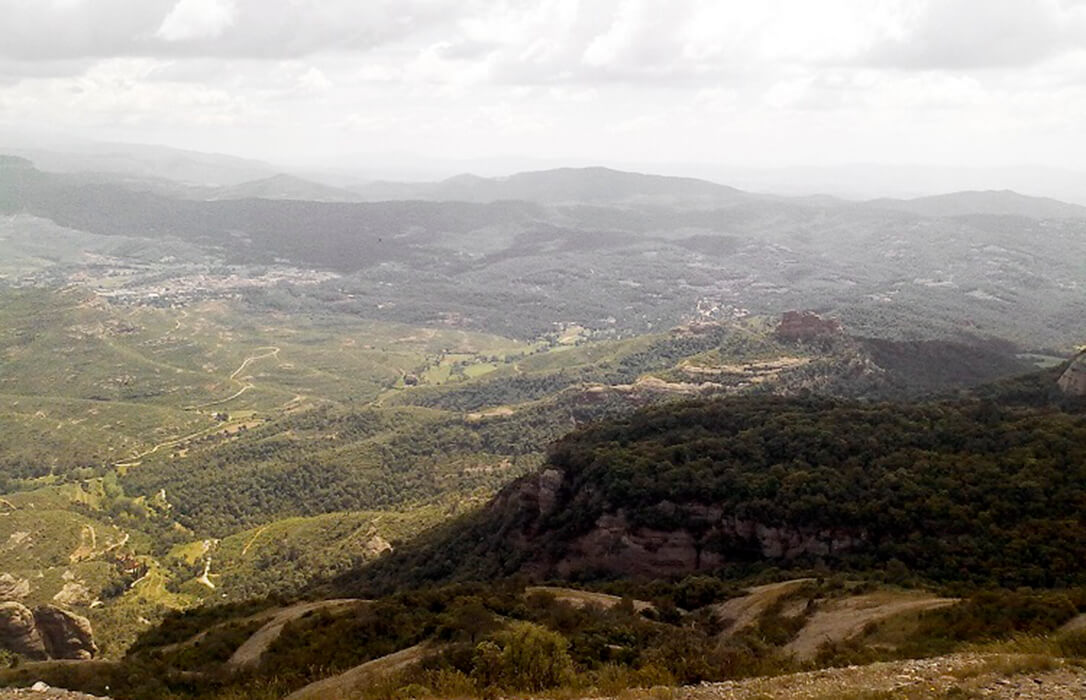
<box><xmin>0</xmin><ymin>1</ymin><xmax>1084</xmax><ymax>699</ymax></box>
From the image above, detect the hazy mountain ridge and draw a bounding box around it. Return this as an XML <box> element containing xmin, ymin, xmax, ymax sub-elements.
<box><xmin>866</xmin><ymin>189</ymin><xmax>1086</xmax><ymax>219</ymax></box>
<box><xmin>4</xmin><ymin>156</ymin><xmax>1085</xmax><ymax>349</ymax></box>
<box><xmin>353</xmin><ymin>166</ymin><xmax>753</xmax><ymax>207</ymax></box>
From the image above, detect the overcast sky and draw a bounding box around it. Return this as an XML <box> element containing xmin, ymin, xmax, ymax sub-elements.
<box><xmin>2</xmin><ymin>0</ymin><xmax>1086</xmax><ymax>171</ymax></box>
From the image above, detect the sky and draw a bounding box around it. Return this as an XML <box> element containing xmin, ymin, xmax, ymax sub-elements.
<box><xmin>2</xmin><ymin>0</ymin><xmax>1086</xmax><ymax>172</ymax></box>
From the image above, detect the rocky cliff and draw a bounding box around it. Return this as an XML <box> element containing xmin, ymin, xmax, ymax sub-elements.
<box><xmin>0</xmin><ymin>603</ymin><xmax>97</xmax><ymax>660</ymax></box>
<box><xmin>1058</xmin><ymin>350</ymin><xmax>1086</xmax><ymax>396</ymax></box>
<box><xmin>484</xmin><ymin>468</ymin><xmax>865</xmax><ymax>579</ymax></box>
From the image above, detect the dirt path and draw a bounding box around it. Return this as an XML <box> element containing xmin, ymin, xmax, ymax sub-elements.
<box><xmin>227</xmin><ymin>599</ymin><xmax>365</xmax><ymax>668</ymax></box>
<box><xmin>112</xmin><ymin>423</ymin><xmax>222</xmax><ymax>468</ymax></box>
<box><xmin>284</xmin><ymin>643</ymin><xmax>430</xmax><ymax>700</ymax></box>
<box><xmin>113</xmin><ymin>347</ymin><xmax>283</xmax><ymax>467</ymax></box>
<box><xmin>712</xmin><ymin>579</ymin><xmax>815</xmax><ymax>634</ymax></box>
<box><xmin>668</xmin><ymin>653</ymin><xmax>1086</xmax><ymax>700</ymax></box>
<box><xmin>783</xmin><ymin>592</ymin><xmax>957</xmax><ymax>660</ymax></box>
<box><xmin>1060</xmin><ymin>613</ymin><xmax>1086</xmax><ymax>633</ymax></box>
<box><xmin>186</xmin><ymin>346</ymin><xmax>280</xmax><ymax>410</ymax></box>
<box><xmin>528</xmin><ymin>586</ymin><xmax>655</xmax><ymax>613</ymax></box>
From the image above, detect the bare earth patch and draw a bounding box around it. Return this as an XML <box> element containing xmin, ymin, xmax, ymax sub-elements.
<box><xmin>284</xmin><ymin>643</ymin><xmax>431</xmax><ymax>700</ymax></box>
<box><xmin>528</xmin><ymin>586</ymin><xmax>655</xmax><ymax>613</ymax></box>
<box><xmin>784</xmin><ymin>591</ymin><xmax>957</xmax><ymax>661</ymax></box>
<box><xmin>712</xmin><ymin>579</ymin><xmax>815</xmax><ymax>634</ymax></box>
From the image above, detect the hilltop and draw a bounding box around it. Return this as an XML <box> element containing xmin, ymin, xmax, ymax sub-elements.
<box><xmin>867</xmin><ymin>189</ymin><xmax>1086</xmax><ymax>219</ymax></box>
<box><xmin>354</xmin><ymin>167</ymin><xmax>752</xmax><ymax>207</ymax></box>
<box><xmin>344</xmin><ymin>388</ymin><xmax>1086</xmax><ymax>593</ymax></box>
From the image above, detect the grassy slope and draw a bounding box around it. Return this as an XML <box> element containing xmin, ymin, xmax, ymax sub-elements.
<box><xmin>0</xmin><ymin>286</ymin><xmax>1051</xmax><ymax>658</ymax></box>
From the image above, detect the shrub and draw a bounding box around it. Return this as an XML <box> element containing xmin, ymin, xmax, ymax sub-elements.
<box><xmin>474</xmin><ymin>621</ymin><xmax>575</xmax><ymax>691</ymax></box>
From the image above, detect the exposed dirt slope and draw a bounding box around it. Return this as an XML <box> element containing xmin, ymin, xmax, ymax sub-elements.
<box><xmin>712</xmin><ymin>579</ymin><xmax>814</xmax><ymax>634</ymax></box>
<box><xmin>284</xmin><ymin>643</ymin><xmax>431</xmax><ymax>700</ymax></box>
<box><xmin>783</xmin><ymin>591</ymin><xmax>957</xmax><ymax>660</ymax></box>
<box><xmin>528</xmin><ymin>586</ymin><xmax>655</xmax><ymax>612</ymax></box>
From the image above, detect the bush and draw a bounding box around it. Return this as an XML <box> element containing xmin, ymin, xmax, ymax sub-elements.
<box><xmin>472</xmin><ymin>621</ymin><xmax>575</xmax><ymax>691</ymax></box>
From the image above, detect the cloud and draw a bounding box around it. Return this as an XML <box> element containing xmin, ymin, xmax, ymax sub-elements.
<box><xmin>157</xmin><ymin>0</ymin><xmax>238</xmax><ymax>42</ymax></box>
<box><xmin>0</xmin><ymin>0</ymin><xmax>466</xmax><ymax>60</ymax></box>
<box><xmin>2</xmin><ymin>0</ymin><xmax>1086</xmax><ymax>170</ymax></box>
<box><xmin>864</xmin><ymin>0</ymin><xmax>1086</xmax><ymax>69</ymax></box>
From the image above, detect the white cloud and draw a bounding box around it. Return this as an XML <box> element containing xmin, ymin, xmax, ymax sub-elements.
<box><xmin>2</xmin><ymin>0</ymin><xmax>1086</xmax><ymax>169</ymax></box>
<box><xmin>157</xmin><ymin>0</ymin><xmax>238</xmax><ymax>42</ymax></box>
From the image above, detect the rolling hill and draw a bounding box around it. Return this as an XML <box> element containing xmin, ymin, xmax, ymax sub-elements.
<box><xmin>343</xmin><ymin>376</ymin><xmax>1086</xmax><ymax>594</ymax></box>
<box><xmin>354</xmin><ymin>166</ymin><xmax>753</xmax><ymax>206</ymax></box>
<box><xmin>867</xmin><ymin>189</ymin><xmax>1086</xmax><ymax>219</ymax></box>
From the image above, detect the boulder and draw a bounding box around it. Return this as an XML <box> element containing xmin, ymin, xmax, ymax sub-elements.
<box><xmin>0</xmin><ymin>602</ymin><xmax>47</xmax><ymax>660</ymax></box>
<box><xmin>33</xmin><ymin>605</ymin><xmax>98</xmax><ymax>660</ymax></box>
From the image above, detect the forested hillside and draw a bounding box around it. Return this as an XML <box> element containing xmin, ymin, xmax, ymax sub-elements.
<box><xmin>346</xmin><ymin>387</ymin><xmax>1086</xmax><ymax>593</ymax></box>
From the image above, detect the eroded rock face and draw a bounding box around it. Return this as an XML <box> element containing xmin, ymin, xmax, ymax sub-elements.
<box><xmin>553</xmin><ymin>509</ymin><xmax>865</xmax><ymax>578</ymax></box>
<box><xmin>493</xmin><ymin>472</ymin><xmax>865</xmax><ymax>579</ymax></box>
<box><xmin>0</xmin><ymin>602</ymin><xmax>48</xmax><ymax>660</ymax></box>
<box><xmin>777</xmin><ymin>310</ymin><xmax>842</xmax><ymax>342</ymax></box>
<box><xmin>1058</xmin><ymin>352</ymin><xmax>1086</xmax><ymax>397</ymax></box>
<box><xmin>0</xmin><ymin>603</ymin><xmax>97</xmax><ymax>660</ymax></box>
<box><xmin>33</xmin><ymin>605</ymin><xmax>98</xmax><ymax>660</ymax></box>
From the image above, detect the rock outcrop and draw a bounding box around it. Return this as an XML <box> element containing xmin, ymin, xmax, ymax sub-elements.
<box><xmin>0</xmin><ymin>602</ymin><xmax>97</xmax><ymax>660</ymax></box>
<box><xmin>489</xmin><ymin>470</ymin><xmax>865</xmax><ymax>580</ymax></box>
<box><xmin>551</xmin><ymin>509</ymin><xmax>864</xmax><ymax>578</ymax></box>
<box><xmin>776</xmin><ymin>310</ymin><xmax>842</xmax><ymax>342</ymax></box>
<box><xmin>1058</xmin><ymin>350</ymin><xmax>1086</xmax><ymax>397</ymax></box>
<box><xmin>0</xmin><ymin>574</ymin><xmax>30</xmax><ymax>600</ymax></box>
<box><xmin>34</xmin><ymin>605</ymin><xmax>98</xmax><ymax>660</ymax></box>
<box><xmin>0</xmin><ymin>602</ymin><xmax>47</xmax><ymax>660</ymax></box>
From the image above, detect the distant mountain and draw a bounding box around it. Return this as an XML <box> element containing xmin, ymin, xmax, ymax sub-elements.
<box><xmin>1</xmin><ymin>142</ymin><xmax>279</xmax><ymax>186</ymax></box>
<box><xmin>355</xmin><ymin>166</ymin><xmax>753</xmax><ymax>206</ymax></box>
<box><xmin>867</xmin><ymin>189</ymin><xmax>1086</xmax><ymax>219</ymax></box>
<box><xmin>4</xmin><ymin>156</ymin><xmax>1086</xmax><ymax>348</ymax></box>
<box><xmin>207</xmin><ymin>173</ymin><xmax>363</xmax><ymax>202</ymax></box>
